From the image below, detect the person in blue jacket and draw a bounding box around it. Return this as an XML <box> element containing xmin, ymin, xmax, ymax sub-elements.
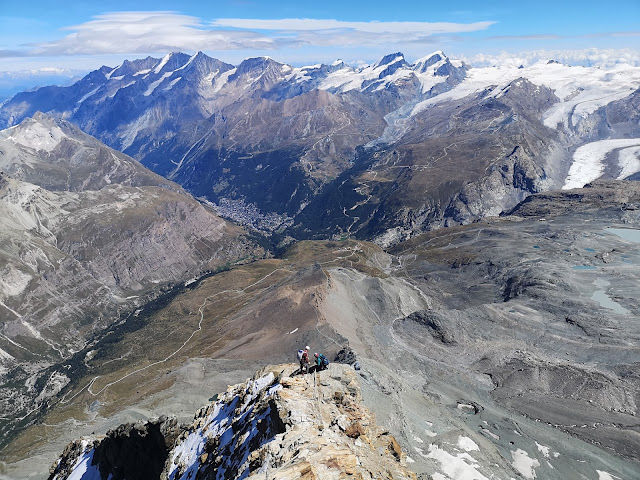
<box><xmin>313</xmin><ymin>352</ymin><xmax>329</xmax><ymax>372</ymax></box>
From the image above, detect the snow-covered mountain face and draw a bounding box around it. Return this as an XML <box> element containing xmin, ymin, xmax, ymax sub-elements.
<box><xmin>0</xmin><ymin>114</ymin><xmax>258</xmax><ymax>453</ymax></box>
<box><xmin>1</xmin><ymin>52</ymin><xmax>639</xmax><ymax>242</ymax></box>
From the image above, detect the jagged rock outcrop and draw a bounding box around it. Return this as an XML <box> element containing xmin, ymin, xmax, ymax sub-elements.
<box><xmin>49</xmin><ymin>417</ymin><xmax>182</xmax><ymax>480</ymax></box>
<box><xmin>49</xmin><ymin>364</ymin><xmax>416</xmax><ymax>480</ymax></box>
<box><xmin>506</xmin><ymin>179</ymin><xmax>640</xmax><ymax>217</ymax></box>
<box><xmin>333</xmin><ymin>346</ymin><xmax>358</xmax><ymax>365</ymax></box>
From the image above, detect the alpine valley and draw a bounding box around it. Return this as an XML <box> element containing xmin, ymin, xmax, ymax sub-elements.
<box><xmin>0</xmin><ymin>50</ymin><xmax>639</xmax><ymax>480</ymax></box>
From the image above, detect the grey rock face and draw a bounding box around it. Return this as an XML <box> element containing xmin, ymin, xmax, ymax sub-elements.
<box><xmin>0</xmin><ymin>113</ymin><xmax>179</xmax><ymax>192</ymax></box>
<box><xmin>48</xmin><ymin>417</ymin><xmax>182</xmax><ymax>480</ymax></box>
<box><xmin>444</xmin><ymin>145</ymin><xmax>547</xmax><ymax>224</ymax></box>
<box><xmin>0</xmin><ymin>115</ymin><xmax>256</xmax><ymax>454</ymax></box>
<box><xmin>289</xmin><ymin>78</ymin><xmax>562</xmax><ymax>243</ymax></box>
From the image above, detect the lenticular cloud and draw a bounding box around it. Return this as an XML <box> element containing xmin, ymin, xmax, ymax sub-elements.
<box><xmin>23</xmin><ymin>12</ymin><xmax>495</xmax><ymax>57</ymax></box>
<box><xmin>29</xmin><ymin>12</ymin><xmax>277</xmax><ymax>56</ymax></box>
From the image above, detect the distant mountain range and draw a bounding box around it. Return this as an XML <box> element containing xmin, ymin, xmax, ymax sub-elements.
<box><xmin>0</xmin><ymin>52</ymin><xmax>640</xmax><ymax>244</ymax></box>
<box><xmin>5</xmin><ymin>51</ymin><xmax>638</xmax><ymax>244</ymax></box>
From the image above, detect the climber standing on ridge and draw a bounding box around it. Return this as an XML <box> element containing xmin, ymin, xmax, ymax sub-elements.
<box><xmin>297</xmin><ymin>345</ymin><xmax>311</xmax><ymax>374</ymax></box>
<box><xmin>314</xmin><ymin>352</ymin><xmax>329</xmax><ymax>372</ymax></box>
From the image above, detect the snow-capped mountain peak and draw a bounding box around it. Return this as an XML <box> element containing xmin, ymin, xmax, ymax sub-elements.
<box><xmin>375</xmin><ymin>52</ymin><xmax>407</xmax><ymax>68</ymax></box>
<box><xmin>109</xmin><ymin>56</ymin><xmax>158</xmax><ymax>78</ymax></box>
<box><xmin>233</xmin><ymin>56</ymin><xmax>283</xmax><ymax>76</ymax></box>
<box><xmin>412</xmin><ymin>50</ymin><xmax>447</xmax><ymax>73</ymax></box>
<box><xmin>152</xmin><ymin>52</ymin><xmax>192</xmax><ymax>75</ymax></box>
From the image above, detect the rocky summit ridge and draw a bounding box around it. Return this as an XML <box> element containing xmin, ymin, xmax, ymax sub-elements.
<box><xmin>49</xmin><ymin>363</ymin><xmax>416</xmax><ymax>480</ymax></box>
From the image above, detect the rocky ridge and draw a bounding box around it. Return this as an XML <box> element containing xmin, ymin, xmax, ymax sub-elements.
<box><xmin>49</xmin><ymin>363</ymin><xmax>416</xmax><ymax>480</ymax></box>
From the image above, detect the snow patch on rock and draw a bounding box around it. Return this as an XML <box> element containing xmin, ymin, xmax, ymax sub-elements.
<box><xmin>426</xmin><ymin>443</ymin><xmax>489</xmax><ymax>480</ymax></box>
<box><xmin>535</xmin><ymin>441</ymin><xmax>551</xmax><ymax>459</ymax></box>
<box><xmin>0</xmin><ymin>267</ymin><xmax>32</xmax><ymax>298</ymax></box>
<box><xmin>597</xmin><ymin>470</ymin><xmax>622</xmax><ymax>480</ymax></box>
<box><xmin>511</xmin><ymin>448</ymin><xmax>540</xmax><ymax>480</ymax></box>
<box><xmin>457</xmin><ymin>436</ymin><xmax>480</xmax><ymax>452</ymax></box>
<box><xmin>7</xmin><ymin>121</ymin><xmax>66</xmax><ymax>152</ymax></box>
<box><xmin>144</xmin><ymin>72</ymin><xmax>173</xmax><ymax>96</ymax></box>
<box><xmin>167</xmin><ymin>371</ymin><xmax>278</xmax><ymax>480</ymax></box>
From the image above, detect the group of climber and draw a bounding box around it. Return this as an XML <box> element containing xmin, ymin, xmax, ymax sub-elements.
<box><xmin>296</xmin><ymin>345</ymin><xmax>329</xmax><ymax>374</ymax></box>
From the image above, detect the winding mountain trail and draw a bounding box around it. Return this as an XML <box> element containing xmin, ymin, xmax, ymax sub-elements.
<box><xmin>61</xmin><ymin>266</ymin><xmax>292</xmax><ymax>402</ymax></box>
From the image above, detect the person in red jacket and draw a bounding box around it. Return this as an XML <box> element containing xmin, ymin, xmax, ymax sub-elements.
<box><xmin>298</xmin><ymin>345</ymin><xmax>310</xmax><ymax>374</ymax></box>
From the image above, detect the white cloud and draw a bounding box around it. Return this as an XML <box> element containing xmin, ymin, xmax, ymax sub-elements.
<box><xmin>210</xmin><ymin>18</ymin><xmax>495</xmax><ymax>35</ymax></box>
<box><xmin>462</xmin><ymin>48</ymin><xmax>640</xmax><ymax>68</ymax></box>
<box><xmin>5</xmin><ymin>12</ymin><xmax>495</xmax><ymax>58</ymax></box>
<box><xmin>211</xmin><ymin>18</ymin><xmax>495</xmax><ymax>47</ymax></box>
<box><xmin>26</xmin><ymin>12</ymin><xmax>277</xmax><ymax>56</ymax></box>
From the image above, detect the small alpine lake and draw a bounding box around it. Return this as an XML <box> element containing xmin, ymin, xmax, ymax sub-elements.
<box><xmin>606</xmin><ymin>227</ymin><xmax>640</xmax><ymax>243</ymax></box>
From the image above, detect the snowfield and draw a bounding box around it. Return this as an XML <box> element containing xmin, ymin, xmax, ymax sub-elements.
<box><xmin>617</xmin><ymin>145</ymin><xmax>640</xmax><ymax>179</ymax></box>
<box><xmin>411</xmin><ymin>61</ymin><xmax>640</xmax><ymax>131</ymax></box>
<box><xmin>563</xmin><ymin>138</ymin><xmax>640</xmax><ymax>189</ymax></box>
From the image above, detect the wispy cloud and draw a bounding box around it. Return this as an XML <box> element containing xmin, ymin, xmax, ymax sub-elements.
<box><xmin>210</xmin><ymin>18</ymin><xmax>495</xmax><ymax>47</ymax></box>
<box><xmin>610</xmin><ymin>31</ymin><xmax>640</xmax><ymax>38</ymax></box>
<box><xmin>486</xmin><ymin>34</ymin><xmax>561</xmax><ymax>41</ymax></box>
<box><xmin>5</xmin><ymin>11</ymin><xmax>496</xmax><ymax>58</ymax></box>
<box><xmin>210</xmin><ymin>18</ymin><xmax>495</xmax><ymax>35</ymax></box>
<box><xmin>0</xmin><ymin>49</ymin><xmax>26</xmax><ymax>58</ymax></box>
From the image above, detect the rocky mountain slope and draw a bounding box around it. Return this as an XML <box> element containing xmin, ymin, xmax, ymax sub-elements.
<box><xmin>9</xmin><ymin>52</ymin><xmax>640</xmax><ymax>241</ymax></box>
<box><xmin>4</xmin><ymin>180</ymin><xmax>639</xmax><ymax>480</ymax></box>
<box><xmin>0</xmin><ymin>115</ymin><xmax>259</xmax><ymax>458</ymax></box>
<box><xmin>0</xmin><ymin>112</ymin><xmax>180</xmax><ymax>192</ymax></box>
<box><xmin>49</xmin><ymin>364</ymin><xmax>416</xmax><ymax>480</ymax></box>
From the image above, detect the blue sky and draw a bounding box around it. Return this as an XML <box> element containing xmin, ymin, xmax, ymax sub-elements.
<box><xmin>0</xmin><ymin>0</ymin><xmax>639</xmax><ymax>88</ymax></box>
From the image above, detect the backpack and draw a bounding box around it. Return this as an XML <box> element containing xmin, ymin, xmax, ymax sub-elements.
<box><xmin>296</xmin><ymin>349</ymin><xmax>304</xmax><ymax>361</ymax></box>
<box><xmin>320</xmin><ymin>354</ymin><xmax>329</xmax><ymax>367</ymax></box>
